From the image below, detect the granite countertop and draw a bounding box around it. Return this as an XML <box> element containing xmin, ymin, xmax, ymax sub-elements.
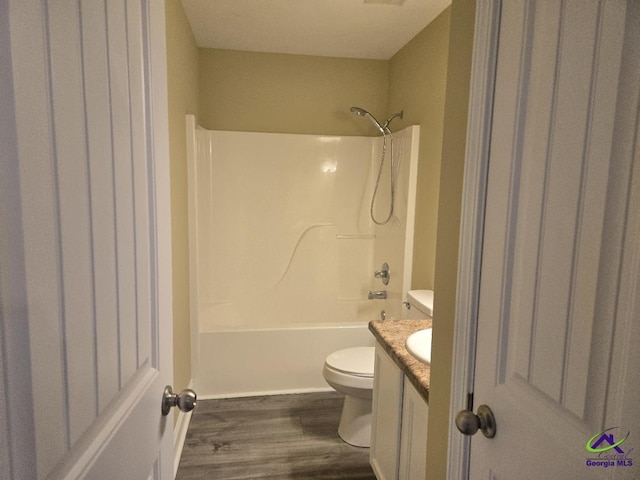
<box><xmin>369</xmin><ymin>319</ymin><xmax>432</xmax><ymax>403</ymax></box>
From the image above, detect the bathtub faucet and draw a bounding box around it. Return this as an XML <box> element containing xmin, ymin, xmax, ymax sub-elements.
<box><xmin>368</xmin><ymin>290</ymin><xmax>387</xmax><ymax>300</ymax></box>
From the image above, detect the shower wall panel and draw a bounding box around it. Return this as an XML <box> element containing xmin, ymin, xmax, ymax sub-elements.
<box><xmin>194</xmin><ymin>130</ymin><xmax>377</xmax><ymax>329</ymax></box>
<box><xmin>189</xmin><ymin>122</ymin><xmax>419</xmax><ymax>331</ymax></box>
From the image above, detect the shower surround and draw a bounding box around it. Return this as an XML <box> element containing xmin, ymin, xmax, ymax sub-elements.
<box><xmin>186</xmin><ymin>115</ymin><xmax>419</xmax><ymax>397</ymax></box>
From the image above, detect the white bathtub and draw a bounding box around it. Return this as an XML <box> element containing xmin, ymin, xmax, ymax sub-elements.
<box><xmin>193</xmin><ymin>324</ymin><xmax>376</xmax><ymax>399</ymax></box>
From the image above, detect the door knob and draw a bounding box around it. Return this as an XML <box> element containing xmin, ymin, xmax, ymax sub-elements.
<box><xmin>455</xmin><ymin>404</ymin><xmax>496</xmax><ymax>438</ymax></box>
<box><xmin>162</xmin><ymin>385</ymin><xmax>197</xmax><ymax>416</ymax></box>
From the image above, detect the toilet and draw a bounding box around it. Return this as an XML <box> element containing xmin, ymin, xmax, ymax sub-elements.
<box><xmin>322</xmin><ymin>290</ymin><xmax>434</xmax><ymax>448</ymax></box>
<box><xmin>403</xmin><ymin>289</ymin><xmax>434</xmax><ymax>319</ymax></box>
<box><xmin>322</xmin><ymin>346</ymin><xmax>375</xmax><ymax>447</ymax></box>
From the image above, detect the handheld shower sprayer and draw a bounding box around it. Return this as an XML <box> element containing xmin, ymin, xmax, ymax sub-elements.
<box><xmin>350</xmin><ymin>107</ymin><xmax>385</xmax><ymax>134</ymax></box>
<box><xmin>350</xmin><ymin>106</ymin><xmax>405</xmax><ymax>225</ymax></box>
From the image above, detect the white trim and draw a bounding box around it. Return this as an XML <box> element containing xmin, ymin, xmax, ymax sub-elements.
<box><xmin>185</xmin><ymin>114</ymin><xmax>200</xmax><ymax>385</ymax></box>
<box><xmin>173</xmin><ymin>410</ymin><xmax>192</xmax><ymax>478</ymax></box>
<box><xmin>145</xmin><ymin>0</ymin><xmax>174</xmax><ymax>477</ymax></box>
<box><xmin>173</xmin><ymin>381</ymin><xmax>195</xmax><ymax>478</ymax></box>
<box><xmin>446</xmin><ymin>1</ymin><xmax>502</xmax><ymax>479</ymax></box>
<box><xmin>401</xmin><ymin>125</ymin><xmax>421</xmax><ymax>301</ymax></box>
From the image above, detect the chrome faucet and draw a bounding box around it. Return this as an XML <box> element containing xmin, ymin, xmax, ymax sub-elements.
<box><xmin>368</xmin><ymin>290</ymin><xmax>387</xmax><ymax>300</ymax></box>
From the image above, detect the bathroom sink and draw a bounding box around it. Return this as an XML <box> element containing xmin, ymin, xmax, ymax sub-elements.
<box><xmin>405</xmin><ymin>328</ymin><xmax>432</xmax><ymax>365</ymax></box>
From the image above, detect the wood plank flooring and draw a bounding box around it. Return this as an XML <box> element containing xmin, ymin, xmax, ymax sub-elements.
<box><xmin>176</xmin><ymin>392</ymin><xmax>376</xmax><ymax>480</ymax></box>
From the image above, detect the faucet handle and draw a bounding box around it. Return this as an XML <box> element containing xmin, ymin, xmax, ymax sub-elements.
<box><xmin>374</xmin><ymin>262</ymin><xmax>390</xmax><ymax>285</ymax></box>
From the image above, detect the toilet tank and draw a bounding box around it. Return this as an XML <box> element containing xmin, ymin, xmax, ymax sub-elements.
<box><xmin>403</xmin><ymin>290</ymin><xmax>434</xmax><ymax>319</ymax></box>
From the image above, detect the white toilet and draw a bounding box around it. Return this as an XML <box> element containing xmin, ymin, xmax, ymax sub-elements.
<box><xmin>403</xmin><ymin>289</ymin><xmax>434</xmax><ymax>319</ymax></box>
<box><xmin>322</xmin><ymin>290</ymin><xmax>434</xmax><ymax>448</ymax></box>
<box><xmin>322</xmin><ymin>346</ymin><xmax>375</xmax><ymax>447</ymax></box>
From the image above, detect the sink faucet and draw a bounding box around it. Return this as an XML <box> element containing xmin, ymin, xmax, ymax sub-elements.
<box><xmin>368</xmin><ymin>290</ymin><xmax>387</xmax><ymax>300</ymax></box>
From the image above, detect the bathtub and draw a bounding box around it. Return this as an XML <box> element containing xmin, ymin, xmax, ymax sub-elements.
<box><xmin>193</xmin><ymin>324</ymin><xmax>376</xmax><ymax>399</ymax></box>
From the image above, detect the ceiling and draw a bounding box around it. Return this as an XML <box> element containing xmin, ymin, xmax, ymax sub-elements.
<box><xmin>181</xmin><ymin>0</ymin><xmax>452</xmax><ymax>60</ymax></box>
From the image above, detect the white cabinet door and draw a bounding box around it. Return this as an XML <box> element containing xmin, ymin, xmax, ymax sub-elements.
<box><xmin>0</xmin><ymin>0</ymin><xmax>173</xmax><ymax>478</ymax></box>
<box><xmin>455</xmin><ymin>1</ymin><xmax>640</xmax><ymax>478</ymax></box>
<box><xmin>399</xmin><ymin>378</ymin><xmax>428</xmax><ymax>480</ymax></box>
<box><xmin>370</xmin><ymin>343</ymin><xmax>404</xmax><ymax>480</ymax></box>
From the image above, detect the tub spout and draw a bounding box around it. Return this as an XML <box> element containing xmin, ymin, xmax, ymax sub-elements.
<box><xmin>368</xmin><ymin>290</ymin><xmax>387</xmax><ymax>300</ymax></box>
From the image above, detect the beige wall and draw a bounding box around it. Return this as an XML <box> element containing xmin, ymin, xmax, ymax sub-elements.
<box><xmin>426</xmin><ymin>0</ymin><xmax>476</xmax><ymax>478</ymax></box>
<box><xmin>388</xmin><ymin>9</ymin><xmax>451</xmax><ymax>291</ymax></box>
<box><xmin>199</xmin><ymin>49</ymin><xmax>388</xmax><ymax>136</ymax></box>
<box><xmin>165</xmin><ymin>0</ymin><xmax>199</xmax><ymax>394</ymax></box>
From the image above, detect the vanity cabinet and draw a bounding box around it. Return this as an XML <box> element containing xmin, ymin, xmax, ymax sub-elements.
<box><xmin>370</xmin><ymin>342</ymin><xmax>429</xmax><ymax>480</ymax></box>
<box><xmin>370</xmin><ymin>342</ymin><xmax>404</xmax><ymax>480</ymax></box>
<box><xmin>398</xmin><ymin>377</ymin><xmax>429</xmax><ymax>480</ymax></box>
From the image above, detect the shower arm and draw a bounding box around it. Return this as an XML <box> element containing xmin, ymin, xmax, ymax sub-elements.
<box><xmin>383</xmin><ymin>110</ymin><xmax>404</xmax><ymax>132</ymax></box>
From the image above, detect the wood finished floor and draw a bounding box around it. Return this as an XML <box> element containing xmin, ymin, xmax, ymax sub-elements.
<box><xmin>176</xmin><ymin>392</ymin><xmax>376</xmax><ymax>480</ymax></box>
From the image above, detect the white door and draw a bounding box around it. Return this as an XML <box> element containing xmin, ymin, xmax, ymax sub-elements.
<box><xmin>0</xmin><ymin>1</ymin><xmax>174</xmax><ymax>479</ymax></box>
<box><xmin>451</xmin><ymin>0</ymin><xmax>640</xmax><ymax>478</ymax></box>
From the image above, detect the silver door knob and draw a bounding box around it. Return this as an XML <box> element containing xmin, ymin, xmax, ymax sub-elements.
<box><xmin>162</xmin><ymin>385</ymin><xmax>197</xmax><ymax>416</ymax></box>
<box><xmin>455</xmin><ymin>404</ymin><xmax>496</xmax><ymax>438</ymax></box>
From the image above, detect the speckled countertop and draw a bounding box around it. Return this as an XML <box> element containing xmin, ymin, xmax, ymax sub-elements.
<box><xmin>369</xmin><ymin>319</ymin><xmax>432</xmax><ymax>403</ymax></box>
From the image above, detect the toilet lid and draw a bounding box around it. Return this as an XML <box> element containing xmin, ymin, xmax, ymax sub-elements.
<box><xmin>325</xmin><ymin>347</ymin><xmax>375</xmax><ymax>377</ymax></box>
<box><xmin>407</xmin><ymin>289</ymin><xmax>434</xmax><ymax>316</ymax></box>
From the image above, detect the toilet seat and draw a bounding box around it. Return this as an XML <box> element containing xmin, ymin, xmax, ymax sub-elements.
<box><xmin>324</xmin><ymin>347</ymin><xmax>374</xmax><ymax>377</ymax></box>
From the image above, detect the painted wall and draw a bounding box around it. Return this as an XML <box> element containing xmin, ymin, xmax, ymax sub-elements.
<box><xmin>165</xmin><ymin>0</ymin><xmax>199</xmax><ymax>393</ymax></box>
<box><xmin>388</xmin><ymin>9</ymin><xmax>451</xmax><ymax>291</ymax></box>
<box><xmin>427</xmin><ymin>0</ymin><xmax>476</xmax><ymax>478</ymax></box>
<box><xmin>198</xmin><ymin>49</ymin><xmax>389</xmax><ymax>136</ymax></box>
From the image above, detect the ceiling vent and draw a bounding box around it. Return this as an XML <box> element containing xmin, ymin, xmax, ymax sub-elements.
<box><xmin>363</xmin><ymin>0</ymin><xmax>407</xmax><ymax>5</ymax></box>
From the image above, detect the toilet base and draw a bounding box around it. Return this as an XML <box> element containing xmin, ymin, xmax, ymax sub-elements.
<box><xmin>337</xmin><ymin>395</ymin><xmax>372</xmax><ymax>447</ymax></box>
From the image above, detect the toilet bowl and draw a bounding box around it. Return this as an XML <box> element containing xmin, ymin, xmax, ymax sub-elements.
<box><xmin>322</xmin><ymin>346</ymin><xmax>375</xmax><ymax>447</ymax></box>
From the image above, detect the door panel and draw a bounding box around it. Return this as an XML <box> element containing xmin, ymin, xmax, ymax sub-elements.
<box><xmin>82</xmin><ymin>0</ymin><xmax>122</xmax><ymax>413</ymax></box>
<box><xmin>0</xmin><ymin>0</ymin><xmax>173</xmax><ymax>478</ymax></box>
<box><xmin>470</xmin><ymin>0</ymin><xmax>640</xmax><ymax>478</ymax></box>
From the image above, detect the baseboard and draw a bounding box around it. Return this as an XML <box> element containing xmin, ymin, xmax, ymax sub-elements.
<box><xmin>173</xmin><ymin>383</ymin><xmax>195</xmax><ymax>478</ymax></box>
<box><xmin>196</xmin><ymin>386</ymin><xmax>335</xmax><ymax>400</ymax></box>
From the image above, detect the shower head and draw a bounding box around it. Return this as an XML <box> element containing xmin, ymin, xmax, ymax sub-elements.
<box><xmin>350</xmin><ymin>106</ymin><xmax>385</xmax><ymax>134</ymax></box>
<box><xmin>350</xmin><ymin>106</ymin><xmax>368</xmax><ymax>117</ymax></box>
